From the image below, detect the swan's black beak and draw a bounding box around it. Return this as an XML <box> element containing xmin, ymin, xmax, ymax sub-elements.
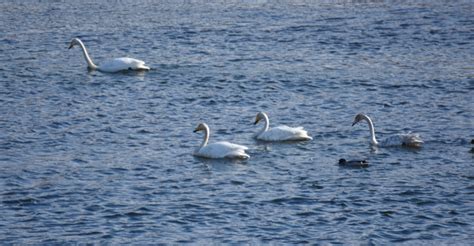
<box><xmin>351</xmin><ymin>121</ymin><xmax>357</xmax><ymax>126</ymax></box>
<box><xmin>193</xmin><ymin>129</ymin><xmax>199</xmax><ymax>133</ymax></box>
<box><xmin>68</xmin><ymin>44</ymin><xmax>73</xmax><ymax>49</ymax></box>
<box><xmin>253</xmin><ymin>119</ymin><xmax>259</xmax><ymax>125</ymax></box>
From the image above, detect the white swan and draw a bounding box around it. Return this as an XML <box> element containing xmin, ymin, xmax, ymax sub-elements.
<box><xmin>254</xmin><ymin>112</ymin><xmax>312</xmax><ymax>141</ymax></box>
<box><xmin>193</xmin><ymin>123</ymin><xmax>250</xmax><ymax>159</ymax></box>
<box><xmin>352</xmin><ymin>113</ymin><xmax>423</xmax><ymax>147</ymax></box>
<box><xmin>68</xmin><ymin>38</ymin><xmax>150</xmax><ymax>73</ymax></box>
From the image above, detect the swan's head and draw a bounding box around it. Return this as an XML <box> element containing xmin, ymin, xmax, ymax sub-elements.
<box><xmin>193</xmin><ymin>123</ymin><xmax>208</xmax><ymax>133</ymax></box>
<box><xmin>68</xmin><ymin>38</ymin><xmax>81</xmax><ymax>49</ymax></box>
<box><xmin>352</xmin><ymin>113</ymin><xmax>367</xmax><ymax>126</ymax></box>
<box><xmin>254</xmin><ymin>112</ymin><xmax>267</xmax><ymax>125</ymax></box>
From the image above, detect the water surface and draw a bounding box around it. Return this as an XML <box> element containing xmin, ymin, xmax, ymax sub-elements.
<box><xmin>1</xmin><ymin>1</ymin><xmax>473</xmax><ymax>244</ymax></box>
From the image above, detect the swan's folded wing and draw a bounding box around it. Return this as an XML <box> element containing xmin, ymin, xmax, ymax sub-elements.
<box><xmin>198</xmin><ymin>142</ymin><xmax>248</xmax><ymax>158</ymax></box>
<box><xmin>379</xmin><ymin>135</ymin><xmax>402</xmax><ymax>147</ymax></box>
<box><xmin>214</xmin><ymin>141</ymin><xmax>249</xmax><ymax>150</ymax></box>
<box><xmin>260</xmin><ymin>125</ymin><xmax>311</xmax><ymax>141</ymax></box>
<box><xmin>100</xmin><ymin>57</ymin><xmax>148</xmax><ymax>72</ymax></box>
<box><xmin>380</xmin><ymin>133</ymin><xmax>423</xmax><ymax>147</ymax></box>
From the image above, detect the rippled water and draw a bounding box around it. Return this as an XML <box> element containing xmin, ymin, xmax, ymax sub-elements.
<box><xmin>1</xmin><ymin>1</ymin><xmax>473</xmax><ymax>244</ymax></box>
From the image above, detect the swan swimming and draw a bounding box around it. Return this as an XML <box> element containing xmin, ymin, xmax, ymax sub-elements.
<box><xmin>193</xmin><ymin>123</ymin><xmax>250</xmax><ymax>159</ymax></box>
<box><xmin>68</xmin><ymin>38</ymin><xmax>150</xmax><ymax>73</ymax></box>
<box><xmin>253</xmin><ymin>112</ymin><xmax>312</xmax><ymax>141</ymax></box>
<box><xmin>351</xmin><ymin>113</ymin><xmax>423</xmax><ymax>147</ymax></box>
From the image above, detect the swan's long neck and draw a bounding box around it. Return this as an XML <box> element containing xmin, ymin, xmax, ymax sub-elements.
<box><xmin>258</xmin><ymin>113</ymin><xmax>270</xmax><ymax>136</ymax></box>
<box><xmin>76</xmin><ymin>39</ymin><xmax>97</xmax><ymax>70</ymax></box>
<box><xmin>200</xmin><ymin>125</ymin><xmax>210</xmax><ymax>149</ymax></box>
<box><xmin>363</xmin><ymin>115</ymin><xmax>379</xmax><ymax>145</ymax></box>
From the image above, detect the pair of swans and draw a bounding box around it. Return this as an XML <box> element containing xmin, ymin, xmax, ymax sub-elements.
<box><xmin>68</xmin><ymin>38</ymin><xmax>150</xmax><ymax>73</ymax></box>
<box><xmin>194</xmin><ymin>112</ymin><xmax>423</xmax><ymax>159</ymax></box>
<box><xmin>193</xmin><ymin>112</ymin><xmax>312</xmax><ymax>159</ymax></box>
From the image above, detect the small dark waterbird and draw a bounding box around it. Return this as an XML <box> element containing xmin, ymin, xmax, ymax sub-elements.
<box><xmin>338</xmin><ymin>158</ymin><xmax>369</xmax><ymax>168</ymax></box>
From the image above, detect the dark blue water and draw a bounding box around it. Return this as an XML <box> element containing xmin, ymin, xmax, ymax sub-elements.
<box><xmin>1</xmin><ymin>1</ymin><xmax>473</xmax><ymax>244</ymax></box>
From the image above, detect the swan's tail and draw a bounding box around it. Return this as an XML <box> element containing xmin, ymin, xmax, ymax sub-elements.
<box><xmin>238</xmin><ymin>153</ymin><xmax>250</xmax><ymax>159</ymax></box>
<box><xmin>137</xmin><ymin>64</ymin><xmax>150</xmax><ymax>71</ymax></box>
<box><xmin>401</xmin><ymin>132</ymin><xmax>423</xmax><ymax>147</ymax></box>
<box><xmin>226</xmin><ymin>150</ymin><xmax>250</xmax><ymax>159</ymax></box>
<box><xmin>296</xmin><ymin>129</ymin><xmax>312</xmax><ymax>141</ymax></box>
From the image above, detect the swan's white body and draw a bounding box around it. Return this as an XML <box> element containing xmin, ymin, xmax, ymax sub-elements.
<box><xmin>254</xmin><ymin>112</ymin><xmax>312</xmax><ymax>141</ymax></box>
<box><xmin>68</xmin><ymin>38</ymin><xmax>150</xmax><ymax>73</ymax></box>
<box><xmin>352</xmin><ymin>113</ymin><xmax>423</xmax><ymax>147</ymax></box>
<box><xmin>193</xmin><ymin>123</ymin><xmax>249</xmax><ymax>159</ymax></box>
<box><xmin>96</xmin><ymin>57</ymin><xmax>150</xmax><ymax>73</ymax></box>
